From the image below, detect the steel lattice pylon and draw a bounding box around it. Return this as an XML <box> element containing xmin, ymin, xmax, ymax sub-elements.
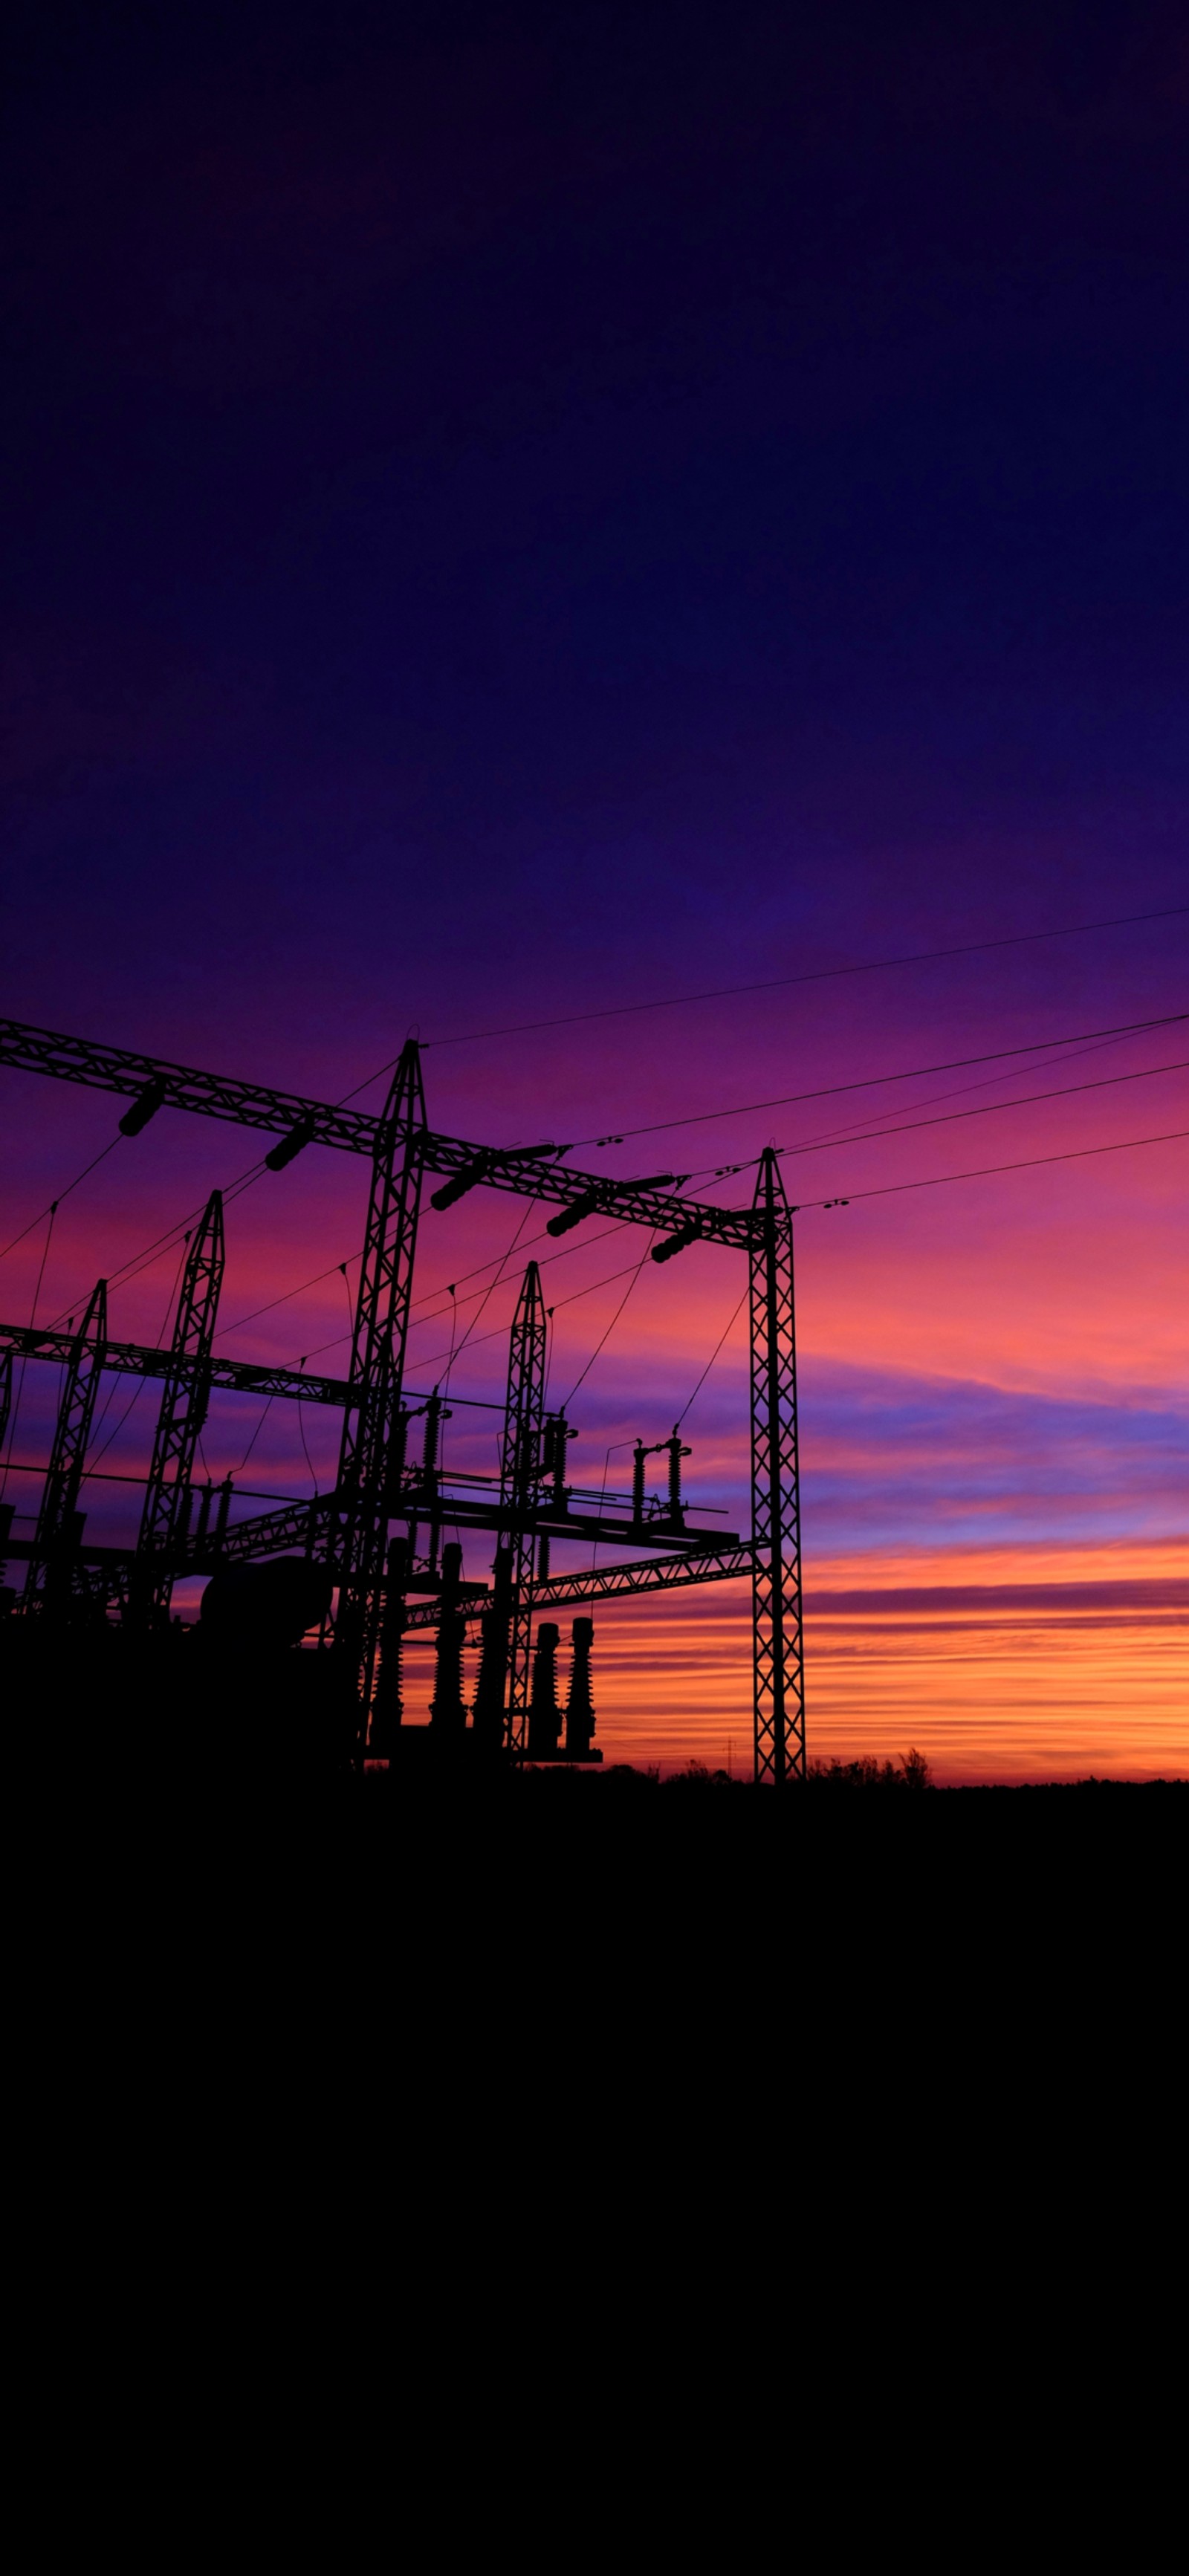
<box><xmin>500</xmin><ymin>1261</ymin><xmax>548</xmax><ymax>1753</ymax></box>
<box><xmin>4</xmin><ymin>1012</ymin><xmax>815</xmax><ymax>1775</ymax></box>
<box><xmin>749</xmin><ymin>1149</ymin><xmax>806</xmax><ymax>1781</ymax></box>
<box><xmin>135</xmin><ymin>1193</ymin><xmax>225</xmax><ymax>1620</ymax></box>
<box><xmin>23</xmin><ymin>1276</ymin><xmax>108</xmax><ymax>1618</ymax></box>
<box><xmin>331</xmin><ymin>1039</ymin><xmax>427</xmax><ymax>1742</ymax></box>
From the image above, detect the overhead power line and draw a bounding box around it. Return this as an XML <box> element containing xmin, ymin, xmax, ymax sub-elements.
<box><xmin>797</xmin><ymin>1126</ymin><xmax>1188</xmax><ymax>1210</ymax></box>
<box><xmin>413</xmin><ymin>904</ymin><xmax>1189</xmax><ymax>1057</ymax></box>
<box><xmin>773</xmin><ymin>1054</ymin><xmax>1188</xmax><ymax>1163</ymax></box>
<box><xmin>572</xmin><ymin>1010</ymin><xmax>1186</xmax><ymax>1146</ymax></box>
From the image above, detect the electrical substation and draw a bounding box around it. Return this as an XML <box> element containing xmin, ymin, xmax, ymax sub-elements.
<box><xmin>0</xmin><ymin>1016</ymin><xmax>806</xmax><ymax>1780</ymax></box>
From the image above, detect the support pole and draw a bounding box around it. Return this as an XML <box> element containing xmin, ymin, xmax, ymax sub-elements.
<box><xmin>371</xmin><ymin>1534</ymin><xmax>408</xmax><ymax>1756</ymax></box>
<box><xmin>565</xmin><ymin>1617</ymin><xmax>596</xmax><ymax>1761</ymax></box>
<box><xmin>749</xmin><ymin>1150</ymin><xmax>806</xmax><ymax>1781</ymax></box>
<box><xmin>331</xmin><ymin>1040</ymin><xmax>427</xmax><ymax>1750</ymax></box>
<box><xmin>527</xmin><ymin>1620</ymin><xmax>562</xmax><ymax>1758</ymax></box>
<box><xmin>23</xmin><ymin>1277</ymin><xmax>108</xmax><ymax>1620</ymax></box>
<box><xmin>430</xmin><ymin>1540</ymin><xmax>467</xmax><ymax>1735</ymax></box>
<box><xmin>134</xmin><ymin>1197</ymin><xmax>224</xmax><ymax>1623</ymax></box>
<box><xmin>472</xmin><ymin>1544</ymin><xmax>512</xmax><ymax>1753</ymax></box>
<box><xmin>500</xmin><ymin>1261</ymin><xmax>547</xmax><ymax>1754</ymax></box>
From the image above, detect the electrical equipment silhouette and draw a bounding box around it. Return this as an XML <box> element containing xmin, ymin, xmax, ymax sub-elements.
<box><xmin>0</xmin><ymin>1016</ymin><xmax>805</xmax><ymax>1778</ymax></box>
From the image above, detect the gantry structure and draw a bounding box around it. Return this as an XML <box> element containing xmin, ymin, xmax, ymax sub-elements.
<box><xmin>0</xmin><ymin>1013</ymin><xmax>806</xmax><ymax>1779</ymax></box>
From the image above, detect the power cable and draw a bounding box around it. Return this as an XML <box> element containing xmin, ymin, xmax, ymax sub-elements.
<box><xmin>412</xmin><ymin>1251</ymin><xmax>654</xmax><ymax>1380</ymax></box>
<box><xmin>772</xmin><ymin>1054</ymin><xmax>1188</xmax><ymax>1166</ymax></box>
<box><xmin>209</xmin><ymin>1017</ymin><xmax>1181</xmax><ymax>1355</ymax></box>
<box><xmin>418</xmin><ymin>905</ymin><xmax>1189</xmax><ymax>1054</ymax></box>
<box><xmin>329</xmin><ymin>906</ymin><xmax>1188</xmax><ymax>1093</ymax></box>
<box><xmin>233</xmin><ymin>1394</ymin><xmax>275</xmax><ymax>1476</ymax></box>
<box><xmin>405</xmin><ymin>1199</ymin><xmax>537</xmax><ymax>1383</ymax></box>
<box><xmin>570</xmin><ymin>1010</ymin><xmax>1186</xmax><ymax>1148</ymax></box>
<box><xmin>0</xmin><ymin>1137</ymin><xmax>120</xmax><ymax>1265</ymax></box>
<box><xmin>795</xmin><ymin>1125</ymin><xmax>1188</xmax><ymax>1210</ymax></box>
<box><xmin>684</xmin><ymin>1048</ymin><xmax>1189</xmax><ymax>1198</ymax></box>
<box><xmin>84</xmin><ymin>1239</ymin><xmax>192</xmax><ymax>1476</ymax></box>
<box><xmin>45</xmin><ymin>1152</ymin><xmax>271</xmax><ymax>1331</ymax></box>
<box><xmin>411</xmin><ymin>1123</ymin><xmax>1186</xmax><ymax>1375</ymax></box>
<box><xmin>559</xmin><ymin>1236</ymin><xmax>659</xmax><ymax>1409</ymax></box>
<box><xmin>674</xmin><ymin>1290</ymin><xmax>750</xmax><ymax>1431</ymax></box>
<box><xmin>754</xmin><ymin>1024</ymin><xmax>1172</xmax><ymax>1164</ymax></box>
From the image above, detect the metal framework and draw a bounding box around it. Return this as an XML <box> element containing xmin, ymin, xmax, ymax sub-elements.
<box><xmin>2</xmin><ymin>1018</ymin><xmax>807</xmax><ymax>1777</ymax></box>
<box><xmin>22</xmin><ymin>1276</ymin><xmax>108</xmax><ymax>1618</ymax></box>
<box><xmin>749</xmin><ymin>1150</ymin><xmax>806</xmax><ymax>1780</ymax></box>
<box><xmin>134</xmin><ymin>1191</ymin><xmax>225</xmax><ymax>1620</ymax></box>
<box><xmin>402</xmin><ymin>1537</ymin><xmax>763</xmax><ymax>1629</ymax></box>
<box><xmin>0</xmin><ymin>1319</ymin><xmax>351</xmax><ymax>1409</ymax></box>
<box><xmin>0</xmin><ymin>1014</ymin><xmax>751</xmax><ymax>1242</ymax></box>
<box><xmin>329</xmin><ymin>1039</ymin><xmax>426</xmax><ymax>1744</ymax></box>
<box><xmin>499</xmin><ymin>1262</ymin><xmax>548</xmax><ymax>1753</ymax></box>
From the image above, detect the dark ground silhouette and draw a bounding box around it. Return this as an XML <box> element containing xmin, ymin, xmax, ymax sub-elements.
<box><xmin>1</xmin><ymin>1611</ymin><xmax>1181</xmax><ymax>1791</ymax></box>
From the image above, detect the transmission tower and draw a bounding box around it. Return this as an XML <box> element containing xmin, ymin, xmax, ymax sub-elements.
<box><xmin>331</xmin><ymin>1038</ymin><xmax>427</xmax><ymax>1744</ymax></box>
<box><xmin>500</xmin><ymin>1260</ymin><xmax>548</xmax><ymax>1753</ymax></box>
<box><xmin>2</xmin><ymin>1012</ymin><xmax>811</xmax><ymax>1778</ymax></box>
<box><xmin>23</xmin><ymin>1277</ymin><xmax>107</xmax><ymax>1618</ymax></box>
<box><xmin>749</xmin><ymin>1148</ymin><xmax>806</xmax><ymax>1779</ymax></box>
<box><xmin>133</xmin><ymin>1191</ymin><xmax>225</xmax><ymax>1621</ymax></box>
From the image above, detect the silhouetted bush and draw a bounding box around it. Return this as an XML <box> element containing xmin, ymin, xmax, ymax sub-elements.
<box><xmin>804</xmin><ymin>1748</ymin><xmax>933</xmax><ymax>1790</ymax></box>
<box><xmin>663</xmin><ymin>1760</ymin><xmax>742</xmax><ymax>1788</ymax></box>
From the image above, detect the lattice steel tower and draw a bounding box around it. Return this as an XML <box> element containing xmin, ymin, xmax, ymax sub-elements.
<box><xmin>749</xmin><ymin>1148</ymin><xmax>806</xmax><ymax>1780</ymax></box>
<box><xmin>500</xmin><ymin>1260</ymin><xmax>548</xmax><ymax>1753</ymax></box>
<box><xmin>331</xmin><ymin>1039</ymin><xmax>427</xmax><ymax>1742</ymax></box>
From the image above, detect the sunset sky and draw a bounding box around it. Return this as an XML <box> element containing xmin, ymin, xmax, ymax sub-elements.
<box><xmin>1</xmin><ymin>2</ymin><xmax>1185</xmax><ymax>1775</ymax></box>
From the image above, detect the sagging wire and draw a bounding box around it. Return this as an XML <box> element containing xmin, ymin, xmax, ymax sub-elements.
<box><xmin>673</xmin><ymin>1288</ymin><xmax>750</xmax><ymax>1433</ymax></box>
<box><xmin>560</xmin><ymin>1233</ymin><xmax>658</xmax><ymax>1409</ymax></box>
<box><xmin>44</xmin><ymin>1152</ymin><xmax>272</xmax><ymax>1333</ymax></box>
<box><xmin>233</xmin><ymin>1394</ymin><xmax>275</xmax><ymax>1476</ymax></box>
<box><xmin>412</xmin><ymin>1248</ymin><xmax>663</xmax><ymax>1380</ymax></box>
<box><xmin>438</xmin><ymin>1198</ymin><xmax>536</xmax><ymax>1378</ymax></box>
<box><xmin>0</xmin><ymin>1139</ymin><xmax>120</xmax><ymax>1267</ymax></box>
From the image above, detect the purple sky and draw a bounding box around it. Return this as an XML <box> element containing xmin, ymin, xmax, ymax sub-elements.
<box><xmin>2</xmin><ymin>3</ymin><xmax>1186</xmax><ymax>1768</ymax></box>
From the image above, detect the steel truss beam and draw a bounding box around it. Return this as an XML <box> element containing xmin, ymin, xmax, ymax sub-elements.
<box><xmin>401</xmin><ymin>1538</ymin><xmax>762</xmax><ymax>1629</ymax></box>
<box><xmin>189</xmin><ymin>1491</ymin><xmax>331</xmax><ymax>1567</ymax></box>
<box><xmin>329</xmin><ymin>1041</ymin><xmax>426</xmax><ymax>1745</ymax></box>
<box><xmin>397</xmin><ymin>1485</ymin><xmax>730</xmax><ymax>1554</ymax></box>
<box><xmin>500</xmin><ymin>1262</ymin><xmax>548</xmax><ymax>1753</ymax></box>
<box><xmin>0</xmin><ymin>1320</ymin><xmax>351</xmax><ymax>1409</ymax></box>
<box><xmin>0</xmin><ymin>1015</ymin><xmax>754</xmax><ymax>1245</ymax></box>
<box><xmin>749</xmin><ymin>1149</ymin><xmax>806</xmax><ymax>1781</ymax></box>
<box><xmin>134</xmin><ymin>1191</ymin><xmax>225</xmax><ymax>1623</ymax></box>
<box><xmin>22</xmin><ymin>1277</ymin><xmax>107</xmax><ymax>1618</ymax></box>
